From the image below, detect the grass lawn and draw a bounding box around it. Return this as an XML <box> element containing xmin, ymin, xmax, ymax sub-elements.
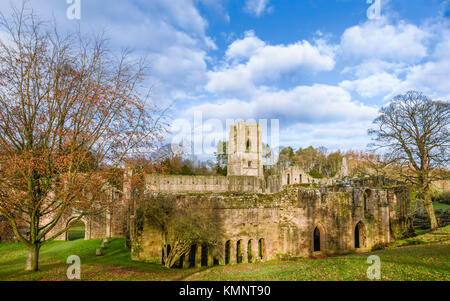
<box><xmin>411</xmin><ymin>202</ymin><xmax>450</xmax><ymax>212</ymax></box>
<box><xmin>0</xmin><ymin>238</ymin><xmax>201</xmax><ymax>281</ymax></box>
<box><xmin>0</xmin><ymin>226</ymin><xmax>449</xmax><ymax>281</ymax></box>
<box><xmin>186</xmin><ymin>226</ymin><xmax>450</xmax><ymax>281</ymax></box>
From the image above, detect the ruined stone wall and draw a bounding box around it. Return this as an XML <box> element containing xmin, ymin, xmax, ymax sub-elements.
<box><xmin>40</xmin><ymin>194</ymin><xmax>126</xmax><ymax>241</ymax></box>
<box><xmin>132</xmin><ymin>185</ymin><xmax>394</xmax><ymax>266</ymax></box>
<box><xmin>144</xmin><ymin>174</ymin><xmax>264</xmax><ymax>193</ymax></box>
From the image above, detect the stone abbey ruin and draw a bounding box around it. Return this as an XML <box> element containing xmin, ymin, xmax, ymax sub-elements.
<box><xmin>127</xmin><ymin>122</ymin><xmax>412</xmax><ymax>267</ymax></box>
<box><xmin>0</xmin><ymin>121</ymin><xmax>413</xmax><ymax>268</ymax></box>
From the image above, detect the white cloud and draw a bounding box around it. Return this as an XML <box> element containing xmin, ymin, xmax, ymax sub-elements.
<box><xmin>341</xmin><ymin>18</ymin><xmax>430</xmax><ymax>63</ymax></box>
<box><xmin>244</xmin><ymin>0</ymin><xmax>272</xmax><ymax>17</ymax></box>
<box><xmin>190</xmin><ymin>84</ymin><xmax>377</xmax><ymax>124</ymax></box>
<box><xmin>206</xmin><ymin>33</ymin><xmax>336</xmax><ymax>95</ymax></box>
<box><xmin>225</xmin><ymin>30</ymin><xmax>266</xmax><ymax>61</ymax></box>
<box><xmin>340</xmin><ymin>72</ymin><xmax>402</xmax><ymax>98</ymax></box>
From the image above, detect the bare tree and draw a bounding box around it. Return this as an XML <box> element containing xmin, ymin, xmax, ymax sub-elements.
<box><xmin>369</xmin><ymin>91</ymin><xmax>449</xmax><ymax>230</ymax></box>
<box><xmin>139</xmin><ymin>193</ymin><xmax>222</xmax><ymax>268</ymax></box>
<box><xmin>0</xmin><ymin>4</ymin><xmax>165</xmax><ymax>271</ymax></box>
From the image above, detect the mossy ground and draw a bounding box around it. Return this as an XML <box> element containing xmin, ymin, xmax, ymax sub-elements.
<box><xmin>1</xmin><ymin>225</ymin><xmax>449</xmax><ymax>281</ymax></box>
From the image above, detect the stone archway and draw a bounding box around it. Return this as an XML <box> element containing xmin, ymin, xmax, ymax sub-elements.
<box><xmin>354</xmin><ymin>221</ymin><xmax>367</xmax><ymax>249</ymax></box>
<box><xmin>66</xmin><ymin>217</ymin><xmax>86</xmax><ymax>241</ymax></box>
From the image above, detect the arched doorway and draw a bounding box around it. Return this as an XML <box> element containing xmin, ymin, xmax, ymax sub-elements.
<box><xmin>312</xmin><ymin>224</ymin><xmax>326</xmax><ymax>252</ymax></box>
<box><xmin>354</xmin><ymin>221</ymin><xmax>367</xmax><ymax>249</ymax></box>
<box><xmin>66</xmin><ymin>218</ymin><xmax>86</xmax><ymax>241</ymax></box>
<box><xmin>313</xmin><ymin>227</ymin><xmax>321</xmax><ymax>251</ymax></box>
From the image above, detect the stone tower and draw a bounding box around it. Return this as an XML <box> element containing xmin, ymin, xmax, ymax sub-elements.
<box><xmin>227</xmin><ymin>121</ymin><xmax>263</xmax><ymax>177</ymax></box>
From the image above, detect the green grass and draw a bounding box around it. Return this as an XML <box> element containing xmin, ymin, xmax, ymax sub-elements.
<box><xmin>411</xmin><ymin>202</ymin><xmax>450</xmax><ymax>212</ymax></box>
<box><xmin>1</xmin><ymin>226</ymin><xmax>449</xmax><ymax>281</ymax></box>
<box><xmin>184</xmin><ymin>226</ymin><xmax>450</xmax><ymax>281</ymax></box>
<box><xmin>185</xmin><ymin>242</ymin><xmax>449</xmax><ymax>281</ymax></box>
<box><xmin>0</xmin><ymin>238</ymin><xmax>201</xmax><ymax>281</ymax></box>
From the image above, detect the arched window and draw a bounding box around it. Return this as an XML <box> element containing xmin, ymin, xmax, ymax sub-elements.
<box><xmin>225</xmin><ymin>241</ymin><xmax>231</xmax><ymax>264</ymax></box>
<box><xmin>246</xmin><ymin>139</ymin><xmax>251</xmax><ymax>152</ymax></box>
<box><xmin>247</xmin><ymin>240</ymin><xmax>253</xmax><ymax>262</ymax></box>
<box><xmin>363</xmin><ymin>189</ymin><xmax>371</xmax><ymax>211</ymax></box>
<box><xmin>258</xmin><ymin>238</ymin><xmax>265</xmax><ymax>259</ymax></box>
<box><xmin>236</xmin><ymin>240</ymin><xmax>243</xmax><ymax>263</ymax></box>
<box><xmin>287</xmin><ymin>173</ymin><xmax>290</xmax><ymax>185</ymax></box>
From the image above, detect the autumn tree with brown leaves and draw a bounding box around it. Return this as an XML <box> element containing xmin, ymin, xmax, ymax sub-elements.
<box><xmin>369</xmin><ymin>91</ymin><xmax>449</xmax><ymax>230</ymax></box>
<box><xmin>0</xmin><ymin>5</ymin><xmax>165</xmax><ymax>271</ymax></box>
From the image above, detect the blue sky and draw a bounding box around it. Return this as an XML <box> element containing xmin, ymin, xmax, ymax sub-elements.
<box><xmin>1</xmin><ymin>0</ymin><xmax>449</xmax><ymax>157</ymax></box>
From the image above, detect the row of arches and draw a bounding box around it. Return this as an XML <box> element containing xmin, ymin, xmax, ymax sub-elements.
<box><xmin>224</xmin><ymin>238</ymin><xmax>265</xmax><ymax>264</ymax></box>
<box><xmin>165</xmin><ymin>238</ymin><xmax>267</xmax><ymax>269</ymax></box>
<box><xmin>312</xmin><ymin>221</ymin><xmax>367</xmax><ymax>252</ymax></box>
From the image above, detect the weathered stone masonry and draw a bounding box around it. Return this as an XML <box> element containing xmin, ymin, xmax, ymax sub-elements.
<box><xmin>130</xmin><ymin>180</ymin><xmax>410</xmax><ymax>267</ymax></box>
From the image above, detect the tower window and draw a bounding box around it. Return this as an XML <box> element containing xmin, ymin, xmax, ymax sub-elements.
<box><xmin>248</xmin><ymin>161</ymin><xmax>252</xmax><ymax>167</ymax></box>
<box><xmin>246</xmin><ymin>139</ymin><xmax>251</xmax><ymax>152</ymax></box>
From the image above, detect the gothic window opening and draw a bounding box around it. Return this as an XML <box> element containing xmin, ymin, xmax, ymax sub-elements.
<box><xmin>248</xmin><ymin>240</ymin><xmax>253</xmax><ymax>262</ymax></box>
<box><xmin>236</xmin><ymin>239</ymin><xmax>243</xmax><ymax>263</ymax></box>
<box><xmin>363</xmin><ymin>189</ymin><xmax>371</xmax><ymax>211</ymax></box>
<box><xmin>258</xmin><ymin>238</ymin><xmax>265</xmax><ymax>259</ymax></box>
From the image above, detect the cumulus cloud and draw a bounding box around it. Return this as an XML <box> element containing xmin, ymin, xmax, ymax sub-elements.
<box><xmin>206</xmin><ymin>32</ymin><xmax>336</xmax><ymax>95</ymax></box>
<box><xmin>340</xmin><ymin>72</ymin><xmax>402</xmax><ymax>99</ymax></box>
<box><xmin>189</xmin><ymin>84</ymin><xmax>377</xmax><ymax>124</ymax></box>
<box><xmin>225</xmin><ymin>30</ymin><xmax>266</xmax><ymax>61</ymax></box>
<box><xmin>340</xmin><ymin>18</ymin><xmax>430</xmax><ymax>63</ymax></box>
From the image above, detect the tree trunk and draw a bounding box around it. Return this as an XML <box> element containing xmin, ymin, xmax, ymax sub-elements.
<box><xmin>25</xmin><ymin>244</ymin><xmax>41</xmax><ymax>271</ymax></box>
<box><xmin>423</xmin><ymin>192</ymin><xmax>438</xmax><ymax>230</ymax></box>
